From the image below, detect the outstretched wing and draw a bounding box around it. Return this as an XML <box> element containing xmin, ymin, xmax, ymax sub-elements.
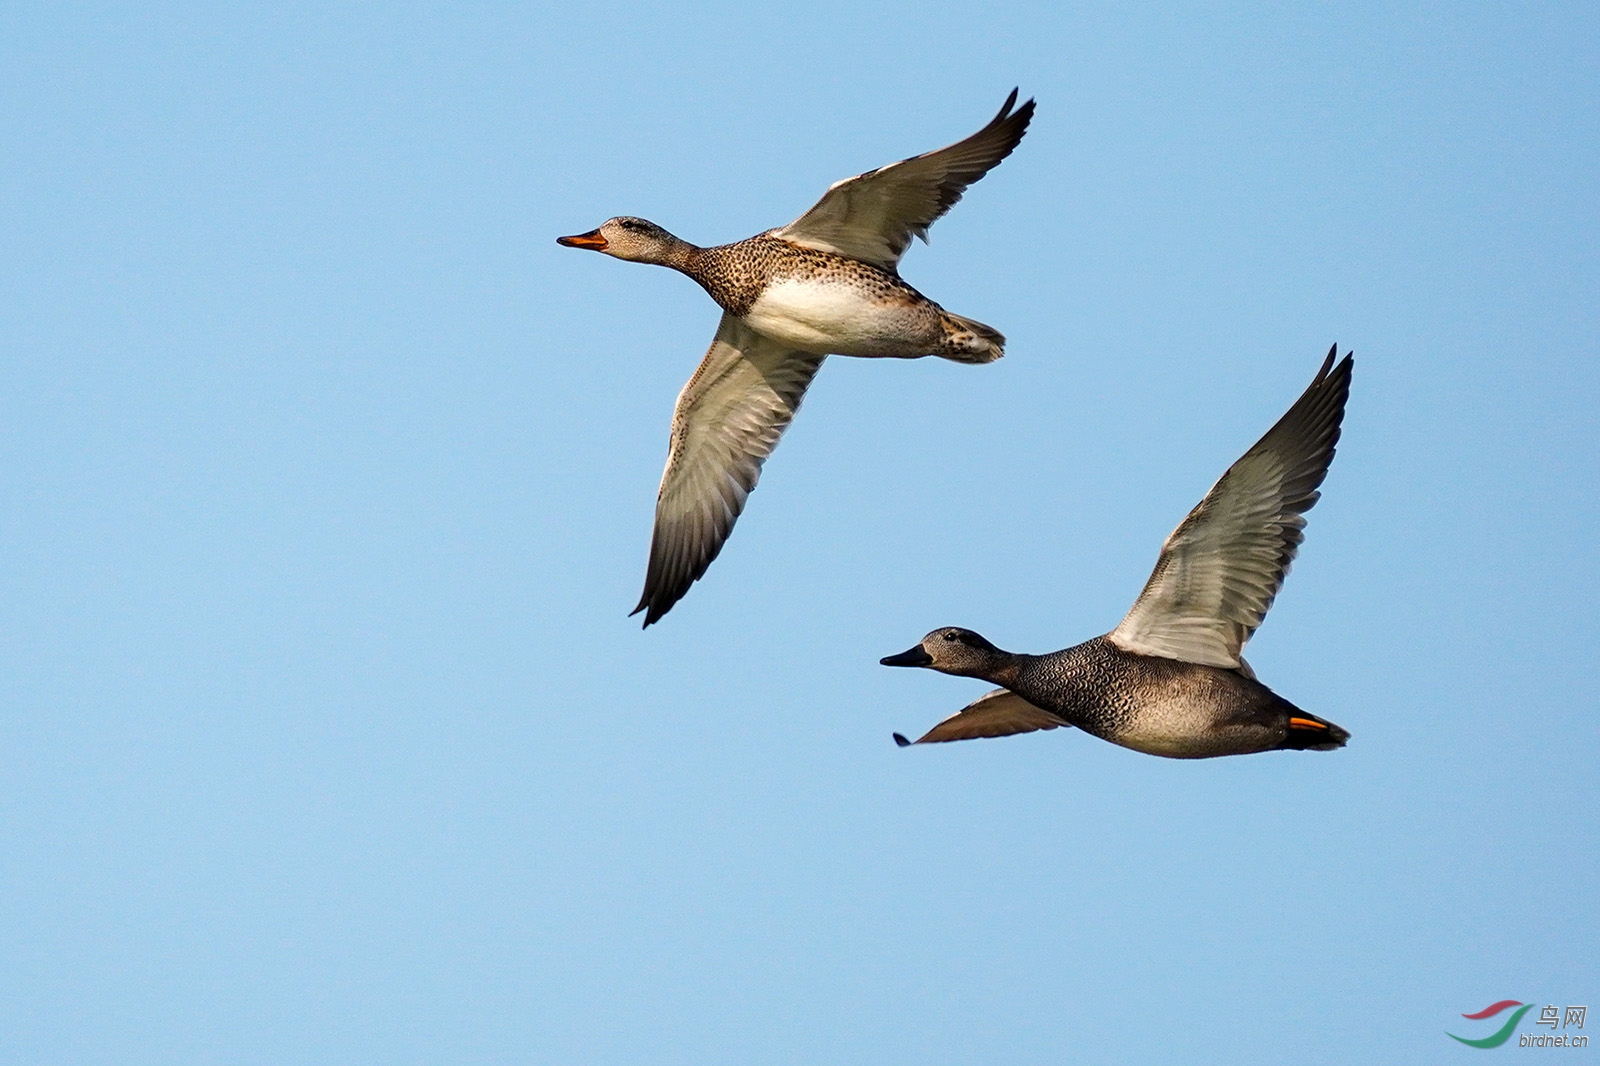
<box><xmin>632</xmin><ymin>313</ymin><xmax>826</xmax><ymax>626</ymax></box>
<box><xmin>1107</xmin><ymin>347</ymin><xmax>1353</xmax><ymax>668</ymax></box>
<box><xmin>772</xmin><ymin>90</ymin><xmax>1035</xmax><ymax>273</ymax></box>
<box><xmin>894</xmin><ymin>688</ymin><xmax>1069</xmax><ymax>747</ymax></box>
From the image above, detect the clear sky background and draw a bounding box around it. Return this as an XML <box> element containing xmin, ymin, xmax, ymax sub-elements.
<box><xmin>3</xmin><ymin>3</ymin><xmax>1597</xmax><ymax>1063</ymax></box>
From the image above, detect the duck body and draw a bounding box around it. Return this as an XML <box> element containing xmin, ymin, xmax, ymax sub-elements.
<box><xmin>1000</xmin><ymin>637</ymin><xmax>1343</xmax><ymax>759</ymax></box>
<box><xmin>735</xmin><ymin>245</ymin><xmax>966</xmax><ymax>359</ymax></box>
<box><xmin>589</xmin><ymin>229</ymin><xmax>1005</xmax><ymax>362</ymax></box>
<box><xmin>557</xmin><ymin>90</ymin><xmax>1035</xmax><ymax>624</ymax></box>
<box><xmin>882</xmin><ymin>350</ymin><xmax>1356</xmax><ymax>759</ymax></box>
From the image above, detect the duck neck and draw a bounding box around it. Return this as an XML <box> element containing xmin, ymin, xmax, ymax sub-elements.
<box><xmin>983</xmin><ymin>652</ymin><xmax>1029</xmax><ymax>690</ymax></box>
<box><xmin>949</xmin><ymin>648</ymin><xmax>1027</xmax><ymax>688</ymax></box>
<box><xmin>655</xmin><ymin>237</ymin><xmax>699</xmax><ymax>274</ymax></box>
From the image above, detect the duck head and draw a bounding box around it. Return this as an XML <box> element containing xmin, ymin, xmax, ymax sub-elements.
<box><xmin>556</xmin><ymin>216</ymin><xmax>689</xmax><ymax>264</ymax></box>
<box><xmin>881</xmin><ymin>628</ymin><xmax>1008</xmax><ymax>678</ymax></box>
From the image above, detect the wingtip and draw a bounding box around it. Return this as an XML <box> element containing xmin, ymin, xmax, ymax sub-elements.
<box><xmin>1325</xmin><ymin>345</ymin><xmax>1355</xmax><ymax>388</ymax></box>
<box><xmin>1320</xmin><ymin>343</ymin><xmax>1337</xmax><ymax>375</ymax></box>
<box><xmin>893</xmin><ymin>733</ymin><xmax>912</xmax><ymax>748</ymax></box>
<box><xmin>995</xmin><ymin>87</ymin><xmax>1035</xmax><ymax>127</ymax></box>
<box><xmin>1313</xmin><ymin>344</ymin><xmax>1356</xmax><ymax>389</ymax></box>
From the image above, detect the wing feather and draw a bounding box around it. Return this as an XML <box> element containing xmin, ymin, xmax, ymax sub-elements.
<box><xmin>773</xmin><ymin>90</ymin><xmax>1035</xmax><ymax>272</ymax></box>
<box><xmin>895</xmin><ymin>688</ymin><xmax>1069</xmax><ymax>746</ymax></box>
<box><xmin>1107</xmin><ymin>348</ymin><xmax>1354</xmax><ymax>667</ymax></box>
<box><xmin>632</xmin><ymin>314</ymin><xmax>825</xmax><ymax>625</ymax></box>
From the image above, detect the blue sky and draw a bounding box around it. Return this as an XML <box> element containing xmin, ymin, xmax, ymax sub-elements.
<box><xmin>2</xmin><ymin>3</ymin><xmax>1596</xmax><ymax>1063</ymax></box>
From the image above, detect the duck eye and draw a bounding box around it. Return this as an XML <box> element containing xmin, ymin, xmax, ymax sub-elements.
<box><xmin>621</xmin><ymin>220</ymin><xmax>639</xmax><ymax>231</ymax></box>
<box><xmin>945</xmin><ymin>631</ymin><xmax>962</xmax><ymax>642</ymax></box>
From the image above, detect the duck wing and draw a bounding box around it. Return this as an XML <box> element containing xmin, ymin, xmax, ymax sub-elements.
<box><xmin>632</xmin><ymin>313</ymin><xmax>826</xmax><ymax>626</ymax></box>
<box><xmin>772</xmin><ymin>90</ymin><xmax>1035</xmax><ymax>273</ymax></box>
<box><xmin>1107</xmin><ymin>348</ymin><xmax>1354</xmax><ymax>668</ymax></box>
<box><xmin>894</xmin><ymin>688</ymin><xmax>1069</xmax><ymax>746</ymax></box>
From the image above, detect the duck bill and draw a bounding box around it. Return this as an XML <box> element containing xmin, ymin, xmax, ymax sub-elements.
<box><xmin>880</xmin><ymin>645</ymin><xmax>934</xmax><ymax>668</ymax></box>
<box><xmin>556</xmin><ymin>229</ymin><xmax>608</xmax><ymax>250</ymax></box>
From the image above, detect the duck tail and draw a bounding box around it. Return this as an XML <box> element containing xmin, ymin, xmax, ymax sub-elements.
<box><xmin>936</xmin><ymin>311</ymin><xmax>1005</xmax><ymax>364</ymax></box>
<box><xmin>1277</xmin><ymin>708</ymin><xmax>1351</xmax><ymax>752</ymax></box>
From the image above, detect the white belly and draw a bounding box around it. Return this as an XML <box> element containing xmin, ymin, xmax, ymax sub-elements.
<box><xmin>743</xmin><ymin>278</ymin><xmax>932</xmax><ymax>355</ymax></box>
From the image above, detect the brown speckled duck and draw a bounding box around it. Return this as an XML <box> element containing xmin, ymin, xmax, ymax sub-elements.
<box><xmin>882</xmin><ymin>349</ymin><xmax>1354</xmax><ymax>759</ymax></box>
<box><xmin>558</xmin><ymin>91</ymin><xmax>1034</xmax><ymax>625</ymax></box>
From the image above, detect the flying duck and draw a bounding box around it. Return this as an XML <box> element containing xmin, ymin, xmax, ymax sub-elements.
<box><xmin>881</xmin><ymin>348</ymin><xmax>1354</xmax><ymax>759</ymax></box>
<box><xmin>559</xmin><ymin>91</ymin><xmax>1035</xmax><ymax>625</ymax></box>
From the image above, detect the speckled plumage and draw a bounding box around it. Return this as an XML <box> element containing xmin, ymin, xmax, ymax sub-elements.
<box><xmin>680</xmin><ymin>236</ymin><xmax>890</xmax><ymax>319</ymax></box>
<box><xmin>635</xmin><ymin>234</ymin><xmax>1001</xmax><ymax>362</ymax></box>
<box><xmin>1005</xmin><ymin>637</ymin><xmax>1321</xmax><ymax>758</ymax></box>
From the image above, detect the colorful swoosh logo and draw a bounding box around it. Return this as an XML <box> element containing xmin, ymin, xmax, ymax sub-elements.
<box><xmin>1448</xmin><ymin>1000</ymin><xmax>1533</xmax><ymax>1048</ymax></box>
<box><xmin>1461</xmin><ymin>1000</ymin><xmax>1524</xmax><ymax>1020</ymax></box>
